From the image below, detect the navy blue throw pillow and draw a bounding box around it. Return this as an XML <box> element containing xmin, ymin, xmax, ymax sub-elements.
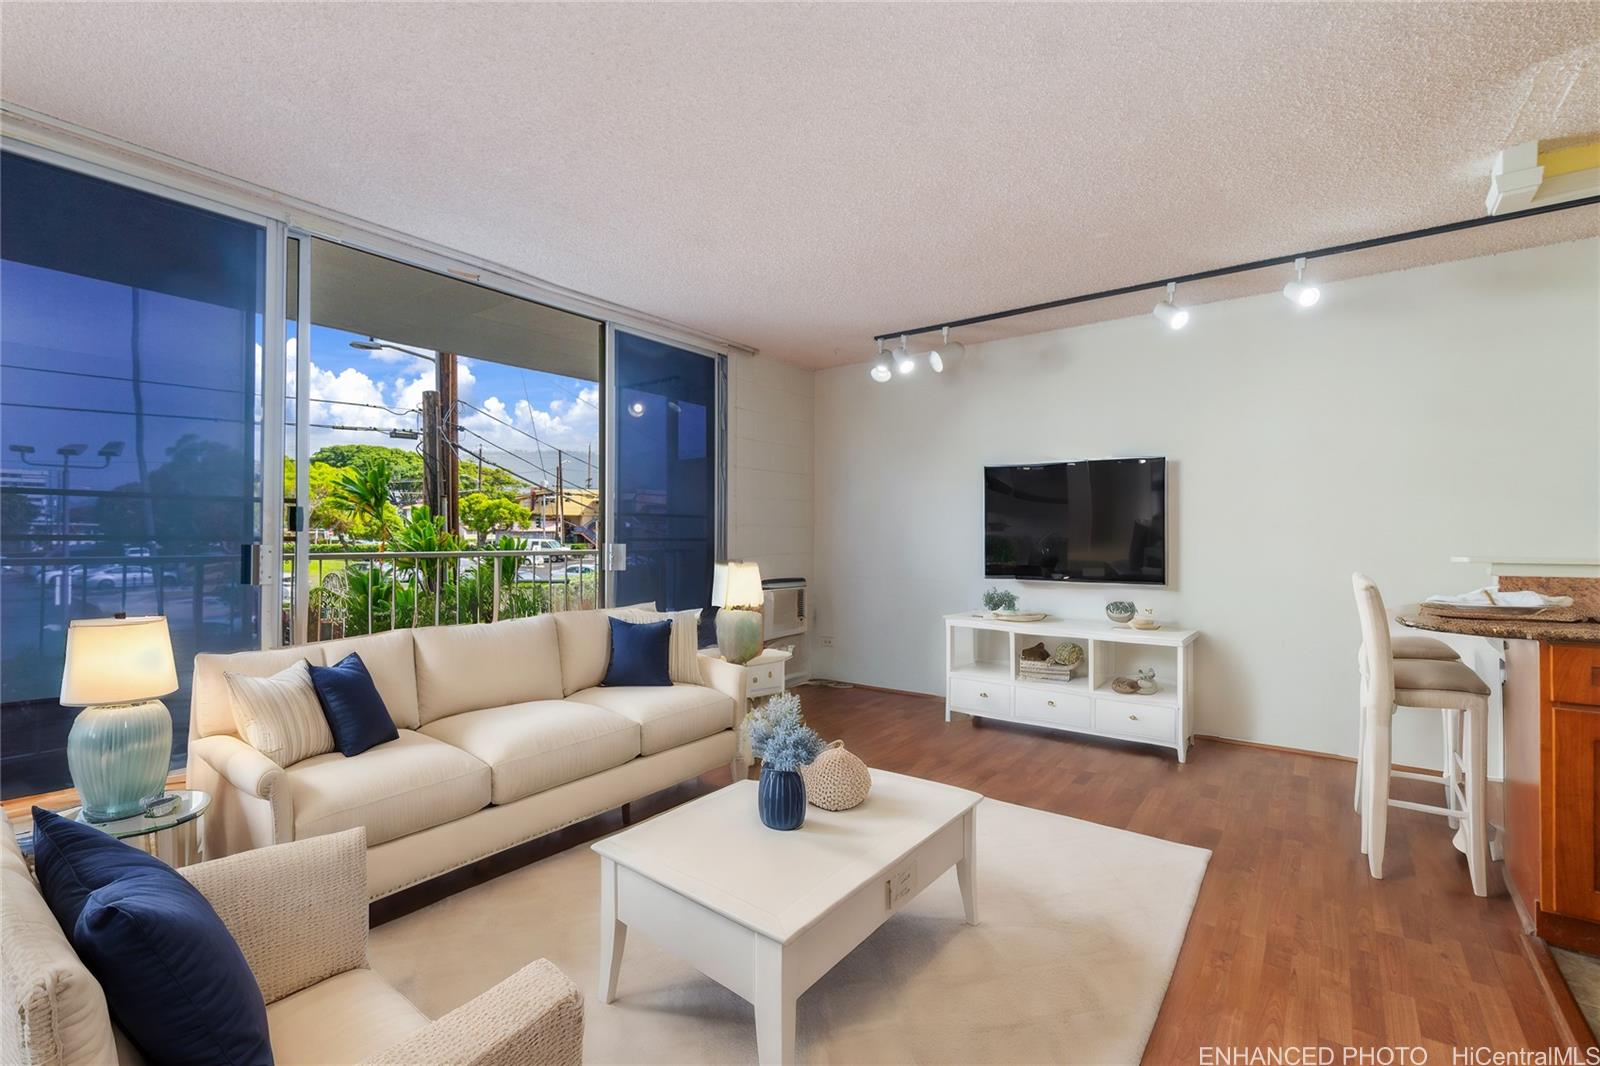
<box><xmin>602</xmin><ymin>616</ymin><xmax>673</xmax><ymax>687</ymax></box>
<box><xmin>32</xmin><ymin>809</ymin><xmax>274</xmax><ymax>1066</ymax></box>
<box><xmin>308</xmin><ymin>652</ymin><xmax>399</xmax><ymax>756</ymax></box>
<box><xmin>31</xmin><ymin>805</ymin><xmax>168</xmax><ymax>934</ymax></box>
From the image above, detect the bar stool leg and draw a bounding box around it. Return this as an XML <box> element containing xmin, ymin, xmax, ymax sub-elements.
<box><xmin>1354</xmin><ymin>692</ymin><xmax>1366</xmax><ymax>815</ymax></box>
<box><xmin>1364</xmin><ymin>703</ymin><xmax>1391</xmax><ymax>877</ymax></box>
<box><xmin>1441</xmin><ymin>708</ymin><xmax>1461</xmax><ymax>830</ymax></box>
<box><xmin>1465</xmin><ymin>701</ymin><xmax>1489</xmax><ymax>898</ymax></box>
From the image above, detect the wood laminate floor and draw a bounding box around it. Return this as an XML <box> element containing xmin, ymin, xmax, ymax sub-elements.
<box><xmin>379</xmin><ymin>681</ymin><xmax>1569</xmax><ymax>1060</ymax></box>
<box><xmin>797</xmin><ymin>684</ymin><xmax>1565</xmax><ymax>1060</ymax></box>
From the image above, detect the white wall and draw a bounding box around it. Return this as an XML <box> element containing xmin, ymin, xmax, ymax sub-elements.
<box><xmin>728</xmin><ymin>353</ymin><xmax>813</xmax><ymax>583</ymax></box>
<box><xmin>812</xmin><ymin>239</ymin><xmax>1600</xmax><ymax>766</ymax></box>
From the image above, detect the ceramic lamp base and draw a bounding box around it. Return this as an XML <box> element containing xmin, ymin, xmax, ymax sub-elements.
<box><xmin>716</xmin><ymin>608</ymin><xmax>763</xmax><ymax>665</ymax></box>
<box><xmin>67</xmin><ymin>699</ymin><xmax>172</xmax><ymax>823</ymax></box>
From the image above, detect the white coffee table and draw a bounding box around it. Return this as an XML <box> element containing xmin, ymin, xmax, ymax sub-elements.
<box><xmin>592</xmin><ymin>769</ymin><xmax>981</xmax><ymax>1065</ymax></box>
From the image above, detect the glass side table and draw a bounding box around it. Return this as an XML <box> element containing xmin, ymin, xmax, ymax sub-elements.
<box><xmin>56</xmin><ymin>789</ymin><xmax>211</xmax><ymax>867</ymax></box>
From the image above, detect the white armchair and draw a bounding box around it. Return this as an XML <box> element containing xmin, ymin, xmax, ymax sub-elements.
<box><xmin>184</xmin><ymin>828</ymin><xmax>585</xmax><ymax>1066</ymax></box>
<box><xmin>0</xmin><ymin>824</ymin><xmax>584</xmax><ymax>1066</ymax></box>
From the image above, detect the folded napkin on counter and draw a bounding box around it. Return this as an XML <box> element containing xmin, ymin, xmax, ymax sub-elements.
<box><xmin>1425</xmin><ymin>586</ymin><xmax>1574</xmax><ymax>608</ymax></box>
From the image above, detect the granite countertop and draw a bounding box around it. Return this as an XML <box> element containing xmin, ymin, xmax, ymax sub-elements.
<box><xmin>1398</xmin><ymin>610</ymin><xmax>1600</xmax><ymax>644</ymax></box>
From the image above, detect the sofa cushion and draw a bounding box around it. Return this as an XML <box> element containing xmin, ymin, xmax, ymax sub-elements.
<box><xmin>317</xmin><ymin>629</ymin><xmax>420</xmax><ymax>730</ymax></box>
<box><xmin>310</xmin><ymin>653</ymin><xmax>400</xmax><ymax>757</ymax></box>
<box><xmin>419</xmin><ymin>701</ymin><xmax>641</xmax><ymax>805</ymax></box>
<box><xmin>226</xmin><ymin>658</ymin><xmax>336</xmax><ymax>767</ymax></box>
<box><xmin>192</xmin><ymin>645</ymin><xmax>327</xmax><ymax>740</ymax></box>
<box><xmin>266</xmin><ymin>968</ymin><xmax>428</xmax><ymax>1066</ymax></box>
<box><xmin>32</xmin><ymin>811</ymin><xmax>271</xmax><ymax>1066</ymax></box>
<box><xmin>1</xmin><ymin>821</ymin><xmax>119</xmax><ymax>1066</ymax></box>
<box><xmin>287</xmin><ymin>730</ymin><xmax>491</xmax><ymax>846</ymax></box>
<box><xmin>602</xmin><ymin>616</ymin><xmax>673</xmax><ymax>688</ymax></box>
<box><xmin>568</xmin><ymin>684</ymin><xmax>736</xmax><ymax>756</ymax></box>
<box><xmin>412</xmin><ymin>616</ymin><xmax>563</xmax><ymax>725</ymax></box>
<box><xmin>552</xmin><ymin>604</ymin><xmax>657</xmax><ymax>695</ymax></box>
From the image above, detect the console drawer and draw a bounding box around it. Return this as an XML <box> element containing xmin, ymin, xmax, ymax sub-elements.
<box><xmin>949</xmin><ymin>677</ymin><xmax>1012</xmax><ymax>717</ymax></box>
<box><xmin>746</xmin><ymin>662</ymin><xmax>784</xmax><ymax>698</ymax></box>
<box><xmin>1094</xmin><ymin>699</ymin><xmax>1176</xmax><ymax>742</ymax></box>
<box><xmin>1014</xmin><ymin>687</ymin><xmax>1092</xmax><ymax>730</ymax></box>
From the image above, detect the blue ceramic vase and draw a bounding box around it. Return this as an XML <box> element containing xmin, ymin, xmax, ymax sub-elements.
<box><xmin>758</xmin><ymin>765</ymin><xmax>807</xmax><ymax>831</ymax></box>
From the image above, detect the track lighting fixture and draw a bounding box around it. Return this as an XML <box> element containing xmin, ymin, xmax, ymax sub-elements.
<box><xmin>869</xmin><ymin>340</ymin><xmax>893</xmax><ymax>383</ymax></box>
<box><xmin>1282</xmin><ymin>257</ymin><xmax>1321</xmax><ymax>308</ymax></box>
<box><xmin>928</xmin><ymin>327</ymin><xmax>964</xmax><ymax>373</ymax></box>
<box><xmin>894</xmin><ymin>336</ymin><xmax>915</xmax><ymax>375</ymax></box>
<box><xmin>1152</xmin><ymin>282</ymin><xmax>1190</xmax><ymax>330</ymax></box>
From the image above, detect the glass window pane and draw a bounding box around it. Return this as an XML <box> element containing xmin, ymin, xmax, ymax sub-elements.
<box><xmin>612</xmin><ymin>331</ymin><xmax>720</xmax><ymax>624</ymax></box>
<box><xmin>1</xmin><ymin>152</ymin><xmax>265</xmax><ymax>798</ymax></box>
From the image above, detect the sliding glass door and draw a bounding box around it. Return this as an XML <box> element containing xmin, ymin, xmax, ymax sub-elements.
<box><xmin>609</xmin><ymin>329</ymin><xmax>724</xmax><ymax>630</ymax></box>
<box><xmin>0</xmin><ymin>150</ymin><xmax>269</xmax><ymax>797</ymax></box>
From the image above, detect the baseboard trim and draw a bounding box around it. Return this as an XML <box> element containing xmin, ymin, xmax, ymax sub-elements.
<box><xmin>1519</xmin><ymin>932</ymin><xmax>1599</xmax><ymax>1049</ymax></box>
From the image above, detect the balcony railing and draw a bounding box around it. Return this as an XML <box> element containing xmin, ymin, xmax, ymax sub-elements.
<box><xmin>294</xmin><ymin>547</ymin><xmax>601</xmax><ymax>642</ymax></box>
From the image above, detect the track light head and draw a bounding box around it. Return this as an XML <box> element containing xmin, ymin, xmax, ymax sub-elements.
<box><xmin>1153</xmin><ymin>282</ymin><xmax>1189</xmax><ymax>330</ymax></box>
<box><xmin>894</xmin><ymin>337</ymin><xmax>915</xmax><ymax>375</ymax></box>
<box><xmin>1283</xmin><ymin>257</ymin><xmax>1321</xmax><ymax>307</ymax></box>
<box><xmin>870</xmin><ymin>341</ymin><xmax>894</xmax><ymax>383</ymax></box>
<box><xmin>928</xmin><ymin>327</ymin><xmax>964</xmax><ymax>373</ymax></box>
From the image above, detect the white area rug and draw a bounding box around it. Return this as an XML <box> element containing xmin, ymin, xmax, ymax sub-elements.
<box><xmin>370</xmin><ymin>798</ymin><xmax>1210</xmax><ymax>1064</ymax></box>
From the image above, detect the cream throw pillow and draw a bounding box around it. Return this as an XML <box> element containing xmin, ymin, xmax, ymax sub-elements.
<box><xmin>616</xmin><ymin>607</ymin><xmax>702</xmax><ymax>684</ymax></box>
<box><xmin>225</xmin><ymin>659</ymin><xmax>335</xmax><ymax>767</ymax></box>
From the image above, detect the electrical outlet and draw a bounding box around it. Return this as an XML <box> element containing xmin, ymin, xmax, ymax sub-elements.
<box><xmin>819</xmin><ymin>636</ymin><xmax>835</xmax><ymax>648</ymax></box>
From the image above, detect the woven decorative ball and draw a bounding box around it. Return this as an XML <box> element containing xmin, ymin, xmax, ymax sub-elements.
<box><xmin>799</xmin><ymin>740</ymin><xmax>872</xmax><ymax>811</ymax></box>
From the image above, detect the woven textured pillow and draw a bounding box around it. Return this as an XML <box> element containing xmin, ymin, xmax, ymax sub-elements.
<box><xmin>616</xmin><ymin>607</ymin><xmax>702</xmax><ymax>684</ymax></box>
<box><xmin>225</xmin><ymin>658</ymin><xmax>334</xmax><ymax>767</ymax></box>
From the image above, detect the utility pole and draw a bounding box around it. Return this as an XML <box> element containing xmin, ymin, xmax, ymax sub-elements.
<box><xmin>554</xmin><ymin>457</ymin><xmax>565</xmax><ymax>545</ymax></box>
<box><xmin>421</xmin><ymin>390</ymin><xmax>441</xmax><ymax>517</ymax></box>
<box><xmin>476</xmin><ymin>447</ymin><xmax>483</xmax><ymax>491</ymax></box>
<box><xmin>586</xmin><ymin>444</ymin><xmax>592</xmax><ymax>489</ymax></box>
<box><xmin>436</xmin><ymin>353</ymin><xmax>459</xmax><ymax>533</ymax></box>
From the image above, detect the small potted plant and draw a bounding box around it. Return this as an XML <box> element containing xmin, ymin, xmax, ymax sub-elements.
<box><xmin>982</xmin><ymin>587</ymin><xmax>1019</xmax><ymax>618</ymax></box>
<box><xmin>743</xmin><ymin>693</ymin><xmax>825</xmax><ymax>830</ymax></box>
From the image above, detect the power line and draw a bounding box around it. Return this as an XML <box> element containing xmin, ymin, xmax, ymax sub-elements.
<box><xmin>456</xmin><ymin>398</ymin><xmax>593</xmax><ymax>469</ymax></box>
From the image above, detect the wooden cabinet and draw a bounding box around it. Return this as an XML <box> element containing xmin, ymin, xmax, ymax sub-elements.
<box><xmin>1505</xmin><ymin>640</ymin><xmax>1600</xmax><ymax>951</ymax></box>
<box><xmin>1547</xmin><ymin>644</ymin><xmax>1600</xmax><ymax>926</ymax></box>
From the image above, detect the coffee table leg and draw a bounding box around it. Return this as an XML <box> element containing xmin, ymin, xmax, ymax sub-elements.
<box><xmin>956</xmin><ymin>807</ymin><xmax>978</xmax><ymax>925</ymax></box>
<box><xmin>599</xmin><ymin>856</ymin><xmax>627</xmax><ymax>1004</ymax></box>
<box><xmin>753</xmin><ymin>936</ymin><xmax>795</xmax><ymax>1065</ymax></box>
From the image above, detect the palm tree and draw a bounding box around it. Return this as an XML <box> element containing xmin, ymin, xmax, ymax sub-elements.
<box><xmin>330</xmin><ymin>459</ymin><xmax>395</xmax><ymax>549</ymax></box>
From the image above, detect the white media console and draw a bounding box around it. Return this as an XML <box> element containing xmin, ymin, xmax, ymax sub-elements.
<box><xmin>943</xmin><ymin>612</ymin><xmax>1199</xmax><ymax>761</ymax></box>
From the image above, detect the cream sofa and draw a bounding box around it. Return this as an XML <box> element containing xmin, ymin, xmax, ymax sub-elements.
<box><xmin>186</xmin><ymin>609</ymin><xmax>746</xmax><ymax>899</ymax></box>
<box><xmin>0</xmin><ymin>825</ymin><xmax>584</xmax><ymax>1066</ymax></box>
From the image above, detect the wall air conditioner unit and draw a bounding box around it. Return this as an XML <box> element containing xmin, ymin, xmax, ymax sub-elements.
<box><xmin>763</xmin><ymin>578</ymin><xmax>807</xmax><ymax>640</ymax></box>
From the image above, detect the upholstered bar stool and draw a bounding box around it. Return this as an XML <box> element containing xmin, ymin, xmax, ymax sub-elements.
<box><xmin>1352</xmin><ymin>634</ymin><xmax>1460</xmax><ymax>814</ymax></box>
<box><xmin>1352</xmin><ymin>573</ymin><xmax>1492</xmax><ymax>896</ymax></box>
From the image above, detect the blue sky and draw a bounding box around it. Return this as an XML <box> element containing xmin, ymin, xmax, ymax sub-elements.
<box><xmin>295</xmin><ymin>324</ymin><xmax>599</xmax><ymax>489</ymax></box>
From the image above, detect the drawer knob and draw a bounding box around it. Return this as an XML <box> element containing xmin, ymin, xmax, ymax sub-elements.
<box><xmin>1128</xmin><ymin>714</ymin><xmax>1139</xmax><ymax>721</ymax></box>
<box><xmin>1047</xmin><ymin>700</ymin><xmax>1056</xmax><ymax>707</ymax></box>
<box><xmin>978</xmin><ymin>692</ymin><xmax>988</xmax><ymax>698</ymax></box>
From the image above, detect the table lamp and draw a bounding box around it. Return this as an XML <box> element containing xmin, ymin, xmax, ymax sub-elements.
<box><xmin>712</xmin><ymin>561</ymin><xmax>764</xmax><ymax>664</ymax></box>
<box><xmin>59</xmin><ymin>615</ymin><xmax>179</xmax><ymax>823</ymax></box>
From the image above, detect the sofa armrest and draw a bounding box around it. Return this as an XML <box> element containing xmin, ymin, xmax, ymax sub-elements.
<box><xmin>187</xmin><ymin>732</ymin><xmax>293</xmax><ymax>857</ymax></box>
<box><xmin>361</xmin><ymin>959</ymin><xmax>583</xmax><ymax>1066</ymax></box>
<box><xmin>698</xmin><ymin>653</ymin><xmax>746</xmax><ymax>723</ymax></box>
<box><xmin>181</xmin><ymin>828</ymin><xmax>369</xmax><ymax>1005</ymax></box>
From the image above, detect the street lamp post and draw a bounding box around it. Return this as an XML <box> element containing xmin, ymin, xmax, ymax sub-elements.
<box><xmin>9</xmin><ymin>440</ymin><xmax>125</xmax><ymax>551</ymax></box>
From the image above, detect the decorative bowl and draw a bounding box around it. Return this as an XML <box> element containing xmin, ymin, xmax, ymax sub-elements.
<box><xmin>1105</xmin><ymin>600</ymin><xmax>1136</xmax><ymax>625</ymax></box>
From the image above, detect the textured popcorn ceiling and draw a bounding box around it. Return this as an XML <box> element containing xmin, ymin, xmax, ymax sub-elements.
<box><xmin>2</xmin><ymin>2</ymin><xmax>1597</xmax><ymax>368</ymax></box>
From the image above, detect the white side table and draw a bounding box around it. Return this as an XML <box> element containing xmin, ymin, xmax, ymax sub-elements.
<box><xmin>55</xmin><ymin>789</ymin><xmax>211</xmax><ymax>867</ymax></box>
<box><xmin>706</xmin><ymin>649</ymin><xmax>793</xmax><ymax>769</ymax></box>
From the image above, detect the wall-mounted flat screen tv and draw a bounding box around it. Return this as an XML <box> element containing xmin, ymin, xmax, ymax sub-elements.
<box><xmin>984</xmin><ymin>457</ymin><xmax>1166</xmax><ymax>584</ymax></box>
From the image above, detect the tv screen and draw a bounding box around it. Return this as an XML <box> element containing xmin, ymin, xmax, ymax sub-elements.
<box><xmin>984</xmin><ymin>457</ymin><xmax>1166</xmax><ymax>584</ymax></box>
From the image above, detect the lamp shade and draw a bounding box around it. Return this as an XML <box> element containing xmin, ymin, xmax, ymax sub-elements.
<box><xmin>711</xmin><ymin>561</ymin><xmax>763</xmax><ymax>611</ymax></box>
<box><xmin>59</xmin><ymin>616</ymin><xmax>178</xmax><ymax>707</ymax></box>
